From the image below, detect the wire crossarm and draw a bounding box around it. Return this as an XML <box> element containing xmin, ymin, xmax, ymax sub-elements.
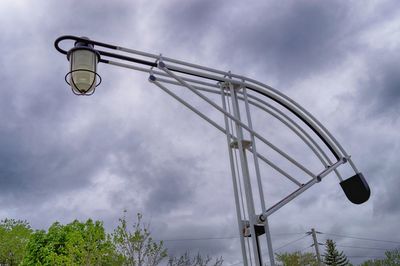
<box><xmin>55</xmin><ymin>35</ymin><xmax>371</xmax><ymax>266</ymax></box>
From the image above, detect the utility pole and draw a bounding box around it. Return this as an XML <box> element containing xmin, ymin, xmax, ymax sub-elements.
<box><xmin>307</xmin><ymin>228</ymin><xmax>323</xmax><ymax>265</ymax></box>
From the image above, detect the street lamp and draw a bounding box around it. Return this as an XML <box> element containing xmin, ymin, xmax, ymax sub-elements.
<box><xmin>54</xmin><ymin>35</ymin><xmax>370</xmax><ymax>266</ymax></box>
<box><xmin>65</xmin><ymin>37</ymin><xmax>101</xmax><ymax>95</ymax></box>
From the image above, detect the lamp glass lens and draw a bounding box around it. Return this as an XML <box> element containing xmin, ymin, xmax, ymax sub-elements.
<box><xmin>70</xmin><ymin>49</ymin><xmax>97</xmax><ymax>93</ymax></box>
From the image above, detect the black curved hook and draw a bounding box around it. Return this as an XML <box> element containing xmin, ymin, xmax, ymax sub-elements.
<box><xmin>54</xmin><ymin>35</ymin><xmax>118</xmax><ymax>55</ymax></box>
<box><xmin>55</xmin><ymin>35</ymin><xmax>156</xmax><ymax>67</ymax></box>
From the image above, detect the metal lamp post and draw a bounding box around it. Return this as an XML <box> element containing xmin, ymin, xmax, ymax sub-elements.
<box><xmin>55</xmin><ymin>35</ymin><xmax>371</xmax><ymax>266</ymax></box>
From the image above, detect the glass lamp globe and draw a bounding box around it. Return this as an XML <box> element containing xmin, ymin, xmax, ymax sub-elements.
<box><xmin>67</xmin><ymin>38</ymin><xmax>100</xmax><ymax>95</ymax></box>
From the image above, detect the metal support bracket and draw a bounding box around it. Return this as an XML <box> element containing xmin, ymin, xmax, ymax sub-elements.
<box><xmin>230</xmin><ymin>140</ymin><xmax>252</xmax><ymax>149</ymax></box>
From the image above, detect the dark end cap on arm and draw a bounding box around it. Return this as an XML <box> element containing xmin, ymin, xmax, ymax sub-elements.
<box><xmin>340</xmin><ymin>172</ymin><xmax>371</xmax><ymax>204</ymax></box>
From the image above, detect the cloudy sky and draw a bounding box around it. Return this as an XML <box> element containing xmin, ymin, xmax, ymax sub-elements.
<box><xmin>1</xmin><ymin>0</ymin><xmax>400</xmax><ymax>265</ymax></box>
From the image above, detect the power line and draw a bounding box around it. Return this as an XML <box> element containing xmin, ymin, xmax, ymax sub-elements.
<box><xmin>322</xmin><ymin>232</ymin><xmax>400</xmax><ymax>244</ymax></box>
<box><xmin>156</xmin><ymin>232</ymin><xmax>304</xmax><ymax>242</ymax></box>
<box><xmin>163</xmin><ymin>230</ymin><xmax>399</xmax><ymax>265</ymax></box>
<box><xmin>175</xmin><ymin>231</ymin><xmax>398</xmax><ymax>247</ymax></box>
<box><xmin>160</xmin><ymin>231</ymin><xmax>400</xmax><ymax>245</ymax></box>
<box><xmin>300</xmin><ymin>245</ymin><xmax>313</xmax><ymax>252</ymax></box>
<box><xmin>275</xmin><ymin>234</ymin><xmax>309</xmax><ymax>251</ymax></box>
<box><xmin>228</xmin><ymin>234</ymin><xmax>307</xmax><ymax>266</ymax></box>
<box><xmin>337</xmin><ymin>244</ymin><xmax>388</xmax><ymax>251</ymax></box>
<box><xmin>273</xmin><ymin>232</ymin><xmax>305</xmax><ymax>236</ymax></box>
<box><xmin>347</xmin><ymin>255</ymin><xmax>385</xmax><ymax>259</ymax></box>
<box><xmin>161</xmin><ymin>236</ymin><xmax>238</xmax><ymax>242</ymax></box>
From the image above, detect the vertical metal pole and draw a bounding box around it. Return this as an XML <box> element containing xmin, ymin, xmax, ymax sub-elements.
<box><xmin>242</xmin><ymin>86</ymin><xmax>276</xmax><ymax>266</ymax></box>
<box><xmin>255</xmin><ymin>235</ymin><xmax>262</xmax><ymax>265</ymax></box>
<box><xmin>311</xmin><ymin>228</ymin><xmax>322</xmax><ymax>265</ymax></box>
<box><xmin>220</xmin><ymin>84</ymin><xmax>248</xmax><ymax>265</ymax></box>
<box><xmin>229</xmin><ymin>83</ymin><xmax>262</xmax><ymax>266</ymax></box>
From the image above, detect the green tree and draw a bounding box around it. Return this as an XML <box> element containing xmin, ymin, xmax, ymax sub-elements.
<box><xmin>359</xmin><ymin>259</ymin><xmax>384</xmax><ymax>266</ymax></box>
<box><xmin>112</xmin><ymin>212</ymin><xmax>168</xmax><ymax>266</ymax></box>
<box><xmin>323</xmin><ymin>239</ymin><xmax>350</xmax><ymax>266</ymax></box>
<box><xmin>276</xmin><ymin>251</ymin><xmax>318</xmax><ymax>266</ymax></box>
<box><xmin>0</xmin><ymin>218</ymin><xmax>33</xmax><ymax>266</ymax></box>
<box><xmin>22</xmin><ymin>219</ymin><xmax>122</xmax><ymax>265</ymax></box>
<box><xmin>382</xmin><ymin>248</ymin><xmax>400</xmax><ymax>265</ymax></box>
<box><xmin>168</xmin><ymin>251</ymin><xmax>223</xmax><ymax>266</ymax></box>
<box><xmin>359</xmin><ymin>248</ymin><xmax>400</xmax><ymax>266</ymax></box>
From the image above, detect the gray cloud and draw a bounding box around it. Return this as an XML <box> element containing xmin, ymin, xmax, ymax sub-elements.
<box><xmin>222</xmin><ymin>1</ymin><xmax>351</xmax><ymax>82</ymax></box>
<box><xmin>1</xmin><ymin>0</ymin><xmax>400</xmax><ymax>264</ymax></box>
<box><xmin>359</xmin><ymin>55</ymin><xmax>400</xmax><ymax>119</ymax></box>
<box><xmin>155</xmin><ymin>0</ymin><xmax>356</xmax><ymax>86</ymax></box>
<box><xmin>371</xmin><ymin>147</ymin><xmax>400</xmax><ymax>216</ymax></box>
<box><xmin>145</xmin><ymin>166</ymin><xmax>197</xmax><ymax>213</ymax></box>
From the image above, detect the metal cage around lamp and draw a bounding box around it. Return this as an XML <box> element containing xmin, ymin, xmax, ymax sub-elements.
<box><xmin>65</xmin><ymin>37</ymin><xmax>101</xmax><ymax>95</ymax></box>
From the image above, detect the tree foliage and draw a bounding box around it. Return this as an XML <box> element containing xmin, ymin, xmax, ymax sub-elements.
<box><xmin>22</xmin><ymin>219</ymin><xmax>122</xmax><ymax>266</ymax></box>
<box><xmin>0</xmin><ymin>218</ymin><xmax>32</xmax><ymax>266</ymax></box>
<box><xmin>359</xmin><ymin>248</ymin><xmax>400</xmax><ymax>266</ymax></box>
<box><xmin>1</xmin><ymin>213</ymin><xmax>222</xmax><ymax>266</ymax></box>
<box><xmin>112</xmin><ymin>212</ymin><xmax>168</xmax><ymax>266</ymax></box>
<box><xmin>168</xmin><ymin>251</ymin><xmax>223</xmax><ymax>266</ymax></box>
<box><xmin>276</xmin><ymin>251</ymin><xmax>318</xmax><ymax>266</ymax></box>
<box><xmin>323</xmin><ymin>239</ymin><xmax>350</xmax><ymax>266</ymax></box>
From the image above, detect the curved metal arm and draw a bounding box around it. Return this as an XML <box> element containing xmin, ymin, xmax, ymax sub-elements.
<box><xmin>55</xmin><ymin>35</ymin><xmax>343</xmax><ymax>163</ymax></box>
<box><xmin>55</xmin><ymin>35</ymin><xmax>371</xmax><ymax>202</ymax></box>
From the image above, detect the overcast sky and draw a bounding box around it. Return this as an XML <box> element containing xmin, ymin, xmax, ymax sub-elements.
<box><xmin>1</xmin><ymin>0</ymin><xmax>399</xmax><ymax>265</ymax></box>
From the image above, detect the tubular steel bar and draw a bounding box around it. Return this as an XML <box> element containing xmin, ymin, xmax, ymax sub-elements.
<box><xmin>220</xmin><ymin>84</ymin><xmax>248</xmax><ymax>264</ymax></box>
<box><xmin>55</xmin><ymin>35</ymin><xmax>353</xmax><ymax>167</ymax></box>
<box><xmin>152</xmin><ymin>76</ymin><xmax>344</xmax><ymax>182</ymax></box>
<box><xmin>151</xmin><ymin>76</ymin><xmax>344</xmax><ymax>180</ymax></box>
<box><xmin>149</xmin><ymin>77</ymin><xmax>227</xmax><ymax>135</ymax></box>
<box><xmin>152</xmin><ymin>76</ymin><xmax>304</xmax><ymax>187</ymax></box>
<box><xmin>159</xmin><ymin>63</ymin><xmax>317</xmax><ymax>179</ymax></box>
<box><xmin>259</xmin><ymin>157</ymin><xmax>347</xmax><ymax>220</ymax></box>
<box><xmin>107</xmin><ymin>60</ymin><xmax>344</xmax><ymax>183</ymax></box>
<box><xmin>106</xmin><ymin>60</ymin><xmax>344</xmax><ymax>182</ymax></box>
<box><xmin>229</xmin><ymin>82</ymin><xmax>263</xmax><ymax>266</ymax></box>
<box><xmin>241</xmin><ymin>84</ymin><xmax>275</xmax><ymax>265</ymax></box>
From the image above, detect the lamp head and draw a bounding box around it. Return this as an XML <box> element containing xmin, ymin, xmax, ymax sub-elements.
<box><xmin>65</xmin><ymin>37</ymin><xmax>101</xmax><ymax>95</ymax></box>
